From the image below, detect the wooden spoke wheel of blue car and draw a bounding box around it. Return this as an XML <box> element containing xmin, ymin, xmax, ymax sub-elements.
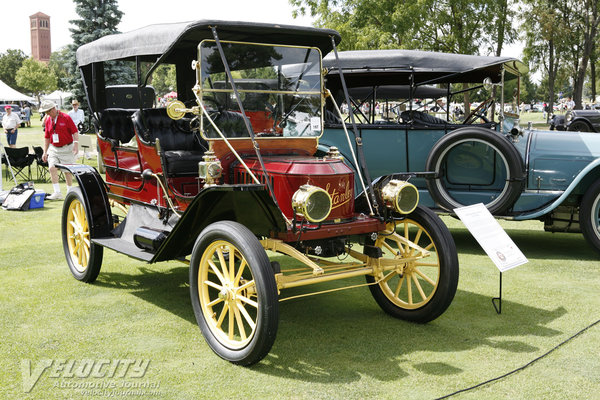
<box><xmin>425</xmin><ymin>127</ymin><xmax>525</xmax><ymax>215</ymax></box>
<box><xmin>581</xmin><ymin>178</ymin><xmax>600</xmax><ymax>255</ymax></box>
<box><xmin>189</xmin><ymin>221</ymin><xmax>279</xmax><ymax>366</ymax></box>
<box><xmin>61</xmin><ymin>188</ymin><xmax>103</xmax><ymax>283</ymax></box>
<box><xmin>366</xmin><ymin>206</ymin><xmax>459</xmax><ymax>323</ymax></box>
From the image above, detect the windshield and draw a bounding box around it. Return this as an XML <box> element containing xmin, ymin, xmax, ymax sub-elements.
<box><xmin>197</xmin><ymin>40</ymin><xmax>323</xmax><ymax>138</ymax></box>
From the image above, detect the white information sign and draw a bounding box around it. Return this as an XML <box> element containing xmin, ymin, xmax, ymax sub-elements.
<box><xmin>454</xmin><ymin>203</ymin><xmax>528</xmax><ymax>272</ymax></box>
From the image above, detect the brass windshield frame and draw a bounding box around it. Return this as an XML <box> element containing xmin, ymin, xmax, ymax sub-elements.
<box><xmin>196</xmin><ymin>39</ymin><xmax>325</xmax><ymax>140</ymax></box>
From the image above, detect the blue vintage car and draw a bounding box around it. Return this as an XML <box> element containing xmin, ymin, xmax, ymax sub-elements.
<box><xmin>321</xmin><ymin>49</ymin><xmax>600</xmax><ymax>255</ymax></box>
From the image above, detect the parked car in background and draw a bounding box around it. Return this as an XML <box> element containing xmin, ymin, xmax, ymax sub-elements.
<box><xmin>564</xmin><ymin>109</ymin><xmax>600</xmax><ymax>132</ymax></box>
<box><xmin>321</xmin><ymin>49</ymin><xmax>600</xmax><ymax>255</ymax></box>
<box><xmin>0</xmin><ymin>104</ymin><xmax>27</xmax><ymax>127</ymax></box>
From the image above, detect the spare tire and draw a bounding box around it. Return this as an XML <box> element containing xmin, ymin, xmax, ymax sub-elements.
<box><xmin>425</xmin><ymin>127</ymin><xmax>525</xmax><ymax>215</ymax></box>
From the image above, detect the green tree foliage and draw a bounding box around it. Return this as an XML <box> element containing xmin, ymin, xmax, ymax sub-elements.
<box><xmin>148</xmin><ymin>64</ymin><xmax>177</xmax><ymax>97</ymax></box>
<box><xmin>15</xmin><ymin>58</ymin><xmax>58</xmax><ymax>105</ymax></box>
<box><xmin>0</xmin><ymin>49</ymin><xmax>28</xmax><ymax>92</ymax></box>
<box><xmin>522</xmin><ymin>0</ymin><xmax>600</xmax><ymax>109</ymax></box>
<box><xmin>49</xmin><ymin>47</ymin><xmax>71</xmax><ymax>91</ymax></box>
<box><xmin>66</xmin><ymin>0</ymin><xmax>129</xmax><ymax>114</ymax></box>
<box><xmin>290</xmin><ymin>0</ymin><xmax>517</xmax><ymax>55</ymax></box>
<box><xmin>290</xmin><ymin>0</ymin><xmax>518</xmax><ymax>111</ymax></box>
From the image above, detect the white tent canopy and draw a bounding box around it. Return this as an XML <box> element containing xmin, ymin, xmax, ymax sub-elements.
<box><xmin>0</xmin><ymin>79</ymin><xmax>35</xmax><ymax>102</ymax></box>
<box><xmin>43</xmin><ymin>90</ymin><xmax>73</xmax><ymax>109</ymax></box>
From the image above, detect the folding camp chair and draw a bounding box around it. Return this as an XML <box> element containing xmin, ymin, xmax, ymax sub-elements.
<box><xmin>32</xmin><ymin>146</ymin><xmax>49</xmax><ymax>182</ymax></box>
<box><xmin>2</xmin><ymin>147</ymin><xmax>35</xmax><ymax>182</ymax></box>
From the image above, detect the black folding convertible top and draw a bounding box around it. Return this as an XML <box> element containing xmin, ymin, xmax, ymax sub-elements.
<box><xmin>77</xmin><ymin>20</ymin><xmax>342</xmax><ymax>66</ymax></box>
<box><xmin>324</xmin><ymin>49</ymin><xmax>528</xmax><ymax>87</ymax></box>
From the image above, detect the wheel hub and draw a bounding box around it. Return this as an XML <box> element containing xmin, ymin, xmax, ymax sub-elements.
<box><xmin>218</xmin><ymin>283</ymin><xmax>236</xmax><ymax>302</ymax></box>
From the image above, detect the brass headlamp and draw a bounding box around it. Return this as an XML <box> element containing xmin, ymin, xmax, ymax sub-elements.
<box><xmin>198</xmin><ymin>151</ymin><xmax>222</xmax><ymax>186</ymax></box>
<box><xmin>292</xmin><ymin>184</ymin><xmax>332</xmax><ymax>223</ymax></box>
<box><xmin>381</xmin><ymin>180</ymin><xmax>419</xmax><ymax>215</ymax></box>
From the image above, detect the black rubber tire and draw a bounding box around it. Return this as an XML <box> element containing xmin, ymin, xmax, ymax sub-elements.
<box><xmin>580</xmin><ymin>178</ymin><xmax>600</xmax><ymax>256</ymax></box>
<box><xmin>366</xmin><ymin>206</ymin><xmax>459</xmax><ymax>323</ymax></box>
<box><xmin>425</xmin><ymin>127</ymin><xmax>525</xmax><ymax>215</ymax></box>
<box><xmin>189</xmin><ymin>221</ymin><xmax>278</xmax><ymax>366</ymax></box>
<box><xmin>567</xmin><ymin>120</ymin><xmax>594</xmax><ymax>132</ymax></box>
<box><xmin>61</xmin><ymin>188</ymin><xmax>103</xmax><ymax>283</ymax></box>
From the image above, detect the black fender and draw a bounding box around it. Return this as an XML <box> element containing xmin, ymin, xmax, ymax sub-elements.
<box><xmin>567</xmin><ymin>118</ymin><xmax>595</xmax><ymax>132</ymax></box>
<box><xmin>151</xmin><ymin>185</ymin><xmax>287</xmax><ymax>262</ymax></box>
<box><xmin>56</xmin><ymin>164</ymin><xmax>113</xmax><ymax>238</ymax></box>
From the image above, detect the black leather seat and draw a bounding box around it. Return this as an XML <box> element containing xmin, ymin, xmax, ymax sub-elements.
<box><xmin>98</xmin><ymin>108</ymin><xmax>135</xmax><ymax>145</ymax></box>
<box><xmin>401</xmin><ymin>110</ymin><xmax>449</xmax><ymax>126</ymax></box>
<box><xmin>132</xmin><ymin>109</ymin><xmax>207</xmax><ymax>176</ymax></box>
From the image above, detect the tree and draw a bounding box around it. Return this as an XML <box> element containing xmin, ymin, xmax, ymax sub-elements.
<box><xmin>290</xmin><ymin>0</ymin><xmax>518</xmax><ymax>112</ymax></box>
<box><xmin>568</xmin><ymin>0</ymin><xmax>600</xmax><ymax>109</ymax></box>
<box><xmin>66</xmin><ymin>0</ymin><xmax>128</xmax><ymax>113</ymax></box>
<box><xmin>49</xmin><ymin>47</ymin><xmax>72</xmax><ymax>91</ymax></box>
<box><xmin>15</xmin><ymin>58</ymin><xmax>58</xmax><ymax>105</ymax></box>
<box><xmin>149</xmin><ymin>64</ymin><xmax>177</xmax><ymax>97</ymax></box>
<box><xmin>521</xmin><ymin>0</ymin><xmax>571</xmax><ymax>118</ymax></box>
<box><xmin>290</xmin><ymin>0</ymin><xmax>517</xmax><ymax>55</ymax></box>
<box><xmin>0</xmin><ymin>49</ymin><xmax>28</xmax><ymax>92</ymax></box>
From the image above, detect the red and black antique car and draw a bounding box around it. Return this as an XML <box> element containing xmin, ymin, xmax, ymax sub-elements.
<box><xmin>63</xmin><ymin>20</ymin><xmax>459</xmax><ymax>365</ymax></box>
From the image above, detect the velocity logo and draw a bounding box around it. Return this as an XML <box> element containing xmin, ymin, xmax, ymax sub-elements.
<box><xmin>21</xmin><ymin>359</ymin><xmax>150</xmax><ymax>392</ymax></box>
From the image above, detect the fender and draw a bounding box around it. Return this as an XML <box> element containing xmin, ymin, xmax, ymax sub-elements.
<box><xmin>515</xmin><ymin>157</ymin><xmax>600</xmax><ymax>220</ymax></box>
<box><xmin>568</xmin><ymin>117</ymin><xmax>596</xmax><ymax>132</ymax></box>
<box><xmin>151</xmin><ymin>184</ymin><xmax>288</xmax><ymax>262</ymax></box>
<box><xmin>57</xmin><ymin>164</ymin><xmax>113</xmax><ymax>238</ymax></box>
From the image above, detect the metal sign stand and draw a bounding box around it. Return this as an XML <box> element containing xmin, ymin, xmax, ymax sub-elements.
<box><xmin>492</xmin><ymin>272</ymin><xmax>503</xmax><ymax>314</ymax></box>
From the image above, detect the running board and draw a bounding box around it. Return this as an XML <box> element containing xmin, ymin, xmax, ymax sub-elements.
<box><xmin>92</xmin><ymin>237</ymin><xmax>155</xmax><ymax>262</ymax></box>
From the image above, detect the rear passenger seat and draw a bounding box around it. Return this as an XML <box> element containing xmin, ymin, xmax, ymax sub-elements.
<box><xmin>98</xmin><ymin>108</ymin><xmax>136</xmax><ymax>146</ymax></box>
<box><xmin>132</xmin><ymin>108</ymin><xmax>207</xmax><ymax>176</ymax></box>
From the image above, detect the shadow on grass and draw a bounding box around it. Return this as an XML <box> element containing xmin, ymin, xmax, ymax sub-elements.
<box><xmin>255</xmin><ymin>286</ymin><xmax>565</xmax><ymax>383</ymax></box>
<box><xmin>450</xmin><ymin>226</ymin><xmax>598</xmax><ymax>260</ymax></box>
<box><xmin>91</xmin><ymin>264</ymin><xmax>565</xmax><ymax>383</ymax></box>
<box><xmin>94</xmin><ymin>266</ymin><xmax>196</xmax><ymax>325</ymax></box>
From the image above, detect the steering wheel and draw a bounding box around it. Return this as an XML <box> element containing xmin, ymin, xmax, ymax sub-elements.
<box><xmin>463</xmin><ymin>98</ymin><xmax>494</xmax><ymax>124</ymax></box>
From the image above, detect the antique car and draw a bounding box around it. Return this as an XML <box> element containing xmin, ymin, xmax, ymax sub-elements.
<box><xmin>565</xmin><ymin>109</ymin><xmax>600</xmax><ymax>132</ymax></box>
<box><xmin>321</xmin><ymin>49</ymin><xmax>600</xmax><ymax>255</ymax></box>
<box><xmin>63</xmin><ymin>21</ymin><xmax>459</xmax><ymax>365</ymax></box>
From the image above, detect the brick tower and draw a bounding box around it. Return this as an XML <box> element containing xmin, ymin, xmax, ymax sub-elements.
<box><xmin>30</xmin><ymin>12</ymin><xmax>51</xmax><ymax>62</ymax></box>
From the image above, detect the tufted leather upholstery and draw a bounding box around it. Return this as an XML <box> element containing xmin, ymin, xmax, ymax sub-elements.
<box><xmin>98</xmin><ymin>108</ymin><xmax>136</xmax><ymax>145</ymax></box>
<box><xmin>401</xmin><ymin>110</ymin><xmax>448</xmax><ymax>126</ymax></box>
<box><xmin>133</xmin><ymin>108</ymin><xmax>207</xmax><ymax>176</ymax></box>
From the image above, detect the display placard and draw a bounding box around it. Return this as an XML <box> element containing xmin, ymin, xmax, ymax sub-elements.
<box><xmin>454</xmin><ymin>203</ymin><xmax>528</xmax><ymax>272</ymax></box>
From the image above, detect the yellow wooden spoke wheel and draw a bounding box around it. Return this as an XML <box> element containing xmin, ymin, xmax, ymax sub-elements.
<box><xmin>189</xmin><ymin>221</ymin><xmax>278</xmax><ymax>366</ymax></box>
<box><xmin>61</xmin><ymin>188</ymin><xmax>103</xmax><ymax>282</ymax></box>
<box><xmin>199</xmin><ymin>240</ymin><xmax>259</xmax><ymax>349</ymax></box>
<box><xmin>366</xmin><ymin>206</ymin><xmax>458</xmax><ymax>323</ymax></box>
<box><xmin>66</xmin><ymin>197</ymin><xmax>91</xmax><ymax>273</ymax></box>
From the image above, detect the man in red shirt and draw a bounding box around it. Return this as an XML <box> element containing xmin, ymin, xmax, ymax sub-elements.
<box><xmin>40</xmin><ymin>100</ymin><xmax>79</xmax><ymax>200</ymax></box>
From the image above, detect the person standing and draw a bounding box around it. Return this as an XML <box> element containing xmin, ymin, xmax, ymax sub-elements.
<box><xmin>40</xmin><ymin>100</ymin><xmax>79</xmax><ymax>200</ymax></box>
<box><xmin>2</xmin><ymin>106</ymin><xmax>22</xmax><ymax>148</ymax></box>
<box><xmin>68</xmin><ymin>99</ymin><xmax>85</xmax><ymax>130</ymax></box>
<box><xmin>23</xmin><ymin>104</ymin><xmax>31</xmax><ymax>127</ymax></box>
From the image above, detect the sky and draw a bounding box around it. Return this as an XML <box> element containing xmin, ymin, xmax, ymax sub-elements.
<box><xmin>0</xmin><ymin>0</ymin><xmax>316</xmax><ymax>54</ymax></box>
<box><xmin>1</xmin><ymin>0</ymin><xmax>525</xmax><ymax>60</ymax></box>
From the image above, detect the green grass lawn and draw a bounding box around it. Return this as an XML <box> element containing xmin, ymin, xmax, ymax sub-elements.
<box><xmin>1</xmin><ymin>114</ymin><xmax>599</xmax><ymax>399</ymax></box>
